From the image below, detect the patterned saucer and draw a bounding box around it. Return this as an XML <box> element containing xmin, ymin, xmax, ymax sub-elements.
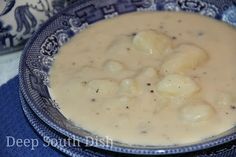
<box><xmin>20</xmin><ymin>91</ymin><xmax>107</xmax><ymax>157</ymax></box>
<box><xmin>19</xmin><ymin>0</ymin><xmax>236</xmax><ymax>155</ymax></box>
<box><xmin>20</xmin><ymin>91</ymin><xmax>236</xmax><ymax>157</ymax></box>
<box><xmin>0</xmin><ymin>0</ymin><xmax>72</xmax><ymax>55</ymax></box>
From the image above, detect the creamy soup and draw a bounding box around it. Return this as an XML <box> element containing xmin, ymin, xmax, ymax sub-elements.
<box><xmin>50</xmin><ymin>12</ymin><xmax>236</xmax><ymax>145</ymax></box>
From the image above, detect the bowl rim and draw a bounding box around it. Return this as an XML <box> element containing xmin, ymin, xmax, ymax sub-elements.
<box><xmin>19</xmin><ymin>0</ymin><xmax>236</xmax><ymax>155</ymax></box>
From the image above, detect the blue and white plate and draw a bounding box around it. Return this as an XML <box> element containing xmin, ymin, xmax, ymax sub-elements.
<box><xmin>20</xmin><ymin>91</ymin><xmax>115</xmax><ymax>157</ymax></box>
<box><xmin>19</xmin><ymin>91</ymin><xmax>236</xmax><ymax>157</ymax></box>
<box><xmin>0</xmin><ymin>0</ymin><xmax>76</xmax><ymax>55</ymax></box>
<box><xmin>19</xmin><ymin>0</ymin><xmax>236</xmax><ymax>155</ymax></box>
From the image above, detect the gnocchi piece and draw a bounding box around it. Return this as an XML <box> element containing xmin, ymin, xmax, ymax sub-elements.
<box><xmin>103</xmin><ymin>60</ymin><xmax>124</xmax><ymax>72</ymax></box>
<box><xmin>87</xmin><ymin>79</ymin><xmax>119</xmax><ymax>96</ymax></box>
<box><xmin>118</xmin><ymin>78</ymin><xmax>141</xmax><ymax>96</ymax></box>
<box><xmin>156</xmin><ymin>74</ymin><xmax>200</xmax><ymax>96</ymax></box>
<box><xmin>133</xmin><ymin>30</ymin><xmax>172</xmax><ymax>56</ymax></box>
<box><xmin>160</xmin><ymin>43</ymin><xmax>209</xmax><ymax>75</ymax></box>
<box><xmin>180</xmin><ymin>101</ymin><xmax>215</xmax><ymax>122</ymax></box>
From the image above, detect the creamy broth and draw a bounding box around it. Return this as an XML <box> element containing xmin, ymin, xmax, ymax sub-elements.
<box><xmin>50</xmin><ymin>12</ymin><xmax>236</xmax><ymax>145</ymax></box>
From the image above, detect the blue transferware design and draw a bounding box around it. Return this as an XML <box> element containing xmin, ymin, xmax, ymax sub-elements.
<box><xmin>19</xmin><ymin>0</ymin><xmax>236</xmax><ymax>155</ymax></box>
<box><xmin>0</xmin><ymin>0</ymin><xmax>72</xmax><ymax>55</ymax></box>
<box><xmin>0</xmin><ymin>0</ymin><xmax>16</xmax><ymax>16</ymax></box>
<box><xmin>222</xmin><ymin>5</ymin><xmax>236</xmax><ymax>26</ymax></box>
<box><xmin>14</xmin><ymin>5</ymin><xmax>38</xmax><ymax>35</ymax></box>
<box><xmin>0</xmin><ymin>20</ymin><xmax>15</xmax><ymax>48</ymax></box>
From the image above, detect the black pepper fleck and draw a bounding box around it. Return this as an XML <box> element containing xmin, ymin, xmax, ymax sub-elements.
<box><xmin>126</xmin><ymin>47</ymin><xmax>131</xmax><ymax>51</ymax></box>
<box><xmin>159</xmin><ymin>25</ymin><xmax>164</xmax><ymax>29</ymax></box>
<box><xmin>141</xmin><ymin>130</ymin><xmax>147</xmax><ymax>134</ymax></box>
<box><xmin>91</xmin><ymin>98</ymin><xmax>96</xmax><ymax>102</ymax></box>
<box><xmin>96</xmin><ymin>89</ymin><xmax>99</xmax><ymax>93</ymax></box>
<box><xmin>96</xmin><ymin>112</ymin><xmax>100</xmax><ymax>115</ymax></box>
<box><xmin>172</xmin><ymin>36</ymin><xmax>177</xmax><ymax>40</ymax></box>
<box><xmin>72</xmin><ymin>62</ymin><xmax>76</xmax><ymax>66</ymax></box>
<box><xmin>225</xmin><ymin>112</ymin><xmax>229</xmax><ymax>115</ymax></box>
<box><xmin>150</xmin><ymin>90</ymin><xmax>154</xmax><ymax>93</ymax></box>
<box><xmin>198</xmin><ymin>32</ymin><xmax>204</xmax><ymax>36</ymax></box>
<box><xmin>131</xmin><ymin>32</ymin><xmax>137</xmax><ymax>36</ymax></box>
<box><xmin>126</xmin><ymin>106</ymin><xmax>129</xmax><ymax>109</ymax></box>
<box><xmin>146</xmin><ymin>83</ymin><xmax>151</xmax><ymax>86</ymax></box>
<box><xmin>81</xmin><ymin>81</ymin><xmax>88</xmax><ymax>85</ymax></box>
<box><xmin>230</xmin><ymin>105</ymin><xmax>236</xmax><ymax>110</ymax></box>
<box><xmin>177</xmin><ymin>19</ymin><xmax>182</xmax><ymax>23</ymax></box>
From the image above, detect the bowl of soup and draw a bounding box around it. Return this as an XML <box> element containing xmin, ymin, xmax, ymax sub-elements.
<box><xmin>19</xmin><ymin>0</ymin><xmax>236</xmax><ymax>155</ymax></box>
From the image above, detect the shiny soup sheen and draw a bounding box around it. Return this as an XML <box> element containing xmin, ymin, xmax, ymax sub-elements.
<box><xmin>50</xmin><ymin>12</ymin><xmax>236</xmax><ymax>145</ymax></box>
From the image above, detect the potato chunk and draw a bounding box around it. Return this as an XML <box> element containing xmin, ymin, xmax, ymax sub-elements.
<box><xmin>136</xmin><ymin>67</ymin><xmax>159</xmax><ymax>80</ymax></box>
<box><xmin>133</xmin><ymin>30</ymin><xmax>172</xmax><ymax>56</ymax></box>
<box><xmin>118</xmin><ymin>78</ymin><xmax>141</xmax><ymax>96</ymax></box>
<box><xmin>156</xmin><ymin>74</ymin><xmax>200</xmax><ymax>96</ymax></box>
<box><xmin>87</xmin><ymin>79</ymin><xmax>119</xmax><ymax>96</ymax></box>
<box><xmin>160</xmin><ymin>43</ymin><xmax>208</xmax><ymax>75</ymax></box>
<box><xmin>103</xmin><ymin>60</ymin><xmax>124</xmax><ymax>72</ymax></box>
<box><xmin>180</xmin><ymin>101</ymin><xmax>215</xmax><ymax>122</ymax></box>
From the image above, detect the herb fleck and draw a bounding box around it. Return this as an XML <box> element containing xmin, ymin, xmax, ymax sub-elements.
<box><xmin>96</xmin><ymin>89</ymin><xmax>99</xmax><ymax>93</ymax></box>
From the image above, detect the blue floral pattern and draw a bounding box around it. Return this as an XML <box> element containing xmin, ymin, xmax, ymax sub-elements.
<box><xmin>0</xmin><ymin>0</ymin><xmax>69</xmax><ymax>55</ymax></box>
<box><xmin>222</xmin><ymin>6</ymin><xmax>236</xmax><ymax>26</ymax></box>
<box><xmin>40</xmin><ymin>35</ymin><xmax>59</xmax><ymax>56</ymax></box>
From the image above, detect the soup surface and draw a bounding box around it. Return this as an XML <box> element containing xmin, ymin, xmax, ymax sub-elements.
<box><xmin>50</xmin><ymin>12</ymin><xmax>236</xmax><ymax>145</ymax></box>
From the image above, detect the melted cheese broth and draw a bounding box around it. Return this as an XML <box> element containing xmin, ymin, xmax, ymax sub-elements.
<box><xmin>50</xmin><ymin>12</ymin><xmax>236</xmax><ymax>145</ymax></box>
